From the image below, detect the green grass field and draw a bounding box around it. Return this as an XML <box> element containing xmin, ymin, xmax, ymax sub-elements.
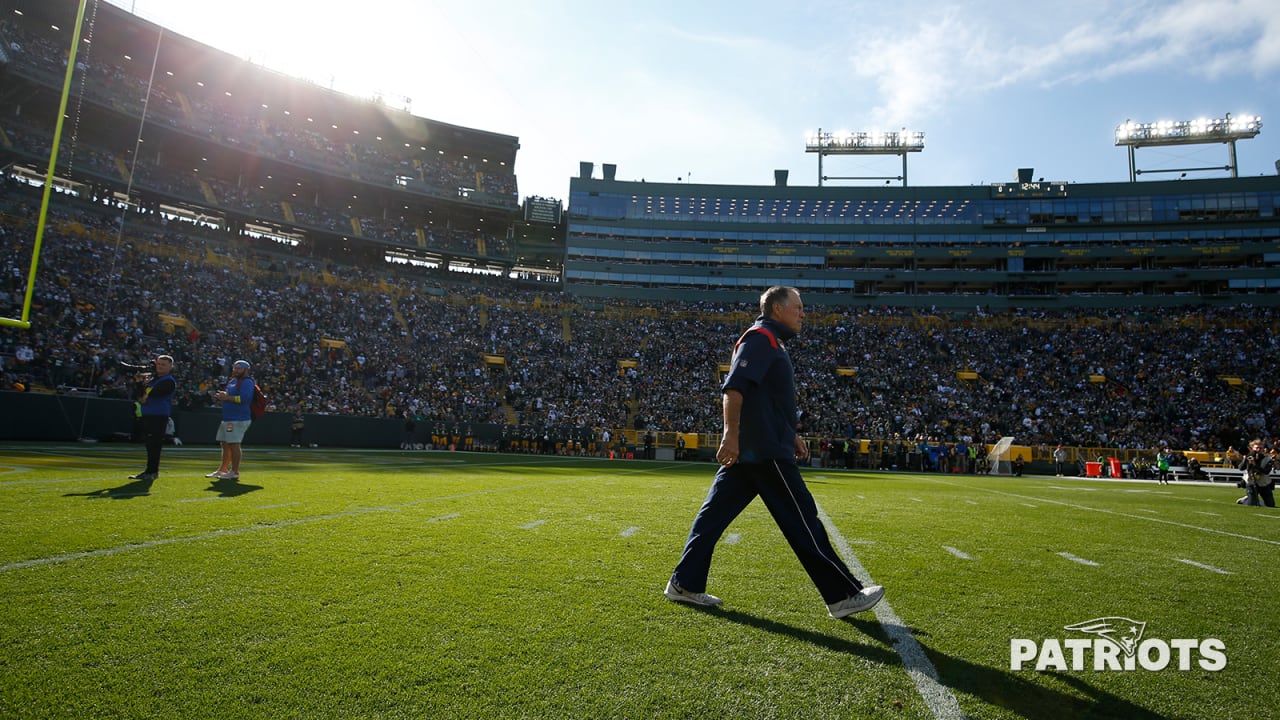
<box><xmin>1</xmin><ymin>443</ymin><xmax>1276</xmax><ymax>720</ymax></box>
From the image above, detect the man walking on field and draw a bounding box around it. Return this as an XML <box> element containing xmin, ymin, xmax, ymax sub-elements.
<box><xmin>664</xmin><ymin>286</ymin><xmax>884</xmax><ymax>618</ymax></box>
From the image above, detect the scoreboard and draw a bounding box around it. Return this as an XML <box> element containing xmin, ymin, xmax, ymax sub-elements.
<box><xmin>524</xmin><ymin>196</ymin><xmax>562</xmax><ymax>225</ymax></box>
<box><xmin>990</xmin><ymin>181</ymin><xmax>1068</xmax><ymax>199</ymax></box>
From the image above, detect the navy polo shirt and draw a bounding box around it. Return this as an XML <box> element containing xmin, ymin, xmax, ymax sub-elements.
<box><xmin>721</xmin><ymin>317</ymin><xmax>799</xmax><ymax>463</ymax></box>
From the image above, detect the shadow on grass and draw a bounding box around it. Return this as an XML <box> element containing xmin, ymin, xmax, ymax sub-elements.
<box><xmin>205</xmin><ymin>476</ymin><xmax>263</xmax><ymax>498</ymax></box>
<box><xmin>840</xmin><ymin>616</ymin><xmax>1165</xmax><ymax>720</ymax></box>
<box><xmin>64</xmin><ymin>476</ymin><xmax>154</xmax><ymax>499</ymax></box>
<box><xmin>691</xmin><ymin>608</ymin><xmax>1163</xmax><ymax>720</ymax></box>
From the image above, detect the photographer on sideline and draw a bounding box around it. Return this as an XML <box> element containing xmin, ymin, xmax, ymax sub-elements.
<box><xmin>1241</xmin><ymin>438</ymin><xmax>1275</xmax><ymax>507</ymax></box>
<box><xmin>125</xmin><ymin>355</ymin><xmax>176</xmax><ymax>481</ymax></box>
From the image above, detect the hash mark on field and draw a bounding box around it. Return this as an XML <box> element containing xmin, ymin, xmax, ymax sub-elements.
<box><xmin>1021</xmin><ymin>503</ymin><xmax>1038</xmax><ymax>508</ymax></box>
<box><xmin>965</xmin><ymin>500</ymin><xmax>978</xmax><ymax>505</ymax></box>
<box><xmin>724</xmin><ymin>533</ymin><xmax>742</xmax><ymax>545</ymax></box>
<box><xmin>1057</xmin><ymin>552</ymin><xmax>1099</xmax><ymax>567</ymax></box>
<box><xmin>1193</xmin><ymin>511</ymin><xmax>1221</xmax><ymax>517</ymax></box>
<box><xmin>620</xmin><ymin>526</ymin><xmax>640</xmax><ymax>537</ymax></box>
<box><xmin>520</xmin><ymin>520</ymin><xmax>548</xmax><ymax>530</ymax></box>
<box><xmin>942</xmin><ymin>546</ymin><xmax>972</xmax><ymax>560</ymax></box>
<box><xmin>911</xmin><ymin>497</ymin><xmax>924</xmax><ymax>503</ymax></box>
<box><xmin>428</xmin><ymin>513</ymin><xmax>461</xmax><ymax>523</ymax></box>
<box><xmin>1174</xmin><ymin>558</ymin><xmax>1232</xmax><ymax>575</ymax></box>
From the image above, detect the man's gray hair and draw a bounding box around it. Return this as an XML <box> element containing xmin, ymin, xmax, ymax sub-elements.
<box><xmin>759</xmin><ymin>286</ymin><xmax>799</xmax><ymax>318</ymax></box>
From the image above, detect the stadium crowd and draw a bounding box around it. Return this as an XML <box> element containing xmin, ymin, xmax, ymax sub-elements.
<box><xmin>1</xmin><ymin>16</ymin><xmax>1277</xmax><ymax>459</ymax></box>
<box><xmin>2</xmin><ymin>184</ymin><xmax>1278</xmax><ymax>459</ymax></box>
<box><xmin>0</xmin><ymin>19</ymin><xmax>518</xmax><ymax>252</ymax></box>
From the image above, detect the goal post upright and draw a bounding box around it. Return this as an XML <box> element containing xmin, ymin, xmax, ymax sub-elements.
<box><xmin>0</xmin><ymin>0</ymin><xmax>90</xmax><ymax>330</ymax></box>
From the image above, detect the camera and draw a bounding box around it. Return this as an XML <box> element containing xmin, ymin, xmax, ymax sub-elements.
<box><xmin>116</xmin><ymin>359</ymin><xmax>154</xmax><ymax>373</ymax></box>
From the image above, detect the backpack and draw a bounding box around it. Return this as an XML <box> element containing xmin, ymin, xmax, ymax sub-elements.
<box><xmin>249</xmin><ymin>382</ymin><xmax>268</xmax><ymax>420</ymax></box>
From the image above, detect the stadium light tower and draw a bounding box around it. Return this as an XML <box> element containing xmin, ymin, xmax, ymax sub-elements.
<box><xmin>1116</xmin><ymin>113</ymin><xmax>1262</xmax><ymax>182</ymax></box>
<box><xmin>804</xmin><ymin>128</ymin><xmax>925</xmax><ymax>186</ymax></box>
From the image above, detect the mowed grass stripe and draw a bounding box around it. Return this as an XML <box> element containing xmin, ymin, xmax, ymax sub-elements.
<box><xmin>0</xmin><ymin>461</ymin><xmax>656</xmax><ymax>572</ymax></box>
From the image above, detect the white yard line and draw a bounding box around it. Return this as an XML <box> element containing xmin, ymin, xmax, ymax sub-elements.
<box><xmin>942</xmin><ymin>546</ymin><xmax>972</xmax><ymax>560</ymax></box>
<box><xmin>724</xmin><ymin>533</ymin><xmax>742</xmax><ymax>545</ymax></box>
<box><xmin>1173</xmin><ymin>558</ymin><xmax>1232</xmax><ymax>575</ymax></box>
<box><xmin>1057</xmin><ymin>552</ymin><xmax>1100</xmax><ymax>566</ymax></box>
<box><xmin>620</xmin><ymin>526</ymin><xmax>641</xmax><ymax>537</ymax></box>
<box><xmin>817</xmin><ymin>505</ymin><xmax>966</xmax><ymax>720</ymax></box>
<box><xmin>520</xmin><ymin>520</ymin><xmax>548</xmax><ymax>529</ymax></box>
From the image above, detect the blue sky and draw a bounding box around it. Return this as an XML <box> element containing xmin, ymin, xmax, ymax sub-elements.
<box><xmin>105</xmin><ymin>0</ymin><xmax>1280</xmax><ymax>201</ymax></box>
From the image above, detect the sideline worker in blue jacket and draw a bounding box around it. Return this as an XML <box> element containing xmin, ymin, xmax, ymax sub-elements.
<box><xmin>665</xmin><ymin>286</ymin><xmax>884</xmax><ymax>618</ymax></box>
<box><xmin>129</xmin><ymin>354</ymin><xmax>176</xmax><ymax>481</ymax></box>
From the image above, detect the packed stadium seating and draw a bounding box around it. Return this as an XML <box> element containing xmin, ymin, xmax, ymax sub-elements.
<box><xmin>0</xmin><ymin>1</ymin><xmax>1276</xmax><ymax>462</ymax></box>
<box><xmin>2</xmin><ymin>184</ymin><xmax>1278</xmax><ymax>458</ymax></box>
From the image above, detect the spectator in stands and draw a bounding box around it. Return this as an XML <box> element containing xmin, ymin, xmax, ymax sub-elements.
<box><xmin>665</xmin><ymin>286</ymin><xmax>883</xmax><ymax>618</ymax></box>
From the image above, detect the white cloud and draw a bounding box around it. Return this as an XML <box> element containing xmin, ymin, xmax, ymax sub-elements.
<box><xmin>840</xmin><ymin>0</ymin><xmax>1279</xmax><ymax>126</ymax></box>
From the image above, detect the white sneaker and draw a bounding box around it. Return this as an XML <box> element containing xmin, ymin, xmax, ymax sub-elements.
<box><xmin>664</xmin><ymin>580</ymin><xmax>722</xmax><ymax>607</ymax></box>
<box><xmin>215</xmin><ymin>472</ymin><xmax>240</xmax><ymax>480</ymax></box>
<box><xmin>827</xmin><ymin>585</ymin><xmax>885</xmax><ymax>618</ymax></box>
<box><xmin>205</xmin><ymin>470</ymin><xmax>224</xmax><ymax>478</ymax></box>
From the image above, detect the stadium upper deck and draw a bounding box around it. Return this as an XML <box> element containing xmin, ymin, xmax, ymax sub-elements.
<box><xmin>564</xmin><ymin>165</ymin><xmax>1280</xmax><ymax>309</ymax></box>
<box><xmin>0</xmin><ymin>0</ymin><xmax>567</xmax><ymax>286</ymax></box>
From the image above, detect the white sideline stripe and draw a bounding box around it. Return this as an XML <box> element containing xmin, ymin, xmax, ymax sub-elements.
<box><xmin>620</xmin><ymin>526</ymin><xmax>640</xmax><ymax>537</ymax></box>
<box><xmin>520</xmin><ymin>520</ymin><xmax>548</xmax><ymax>530</ymax></box>
<box><xmin>927</xmin><ymin>478</ymin><xmax>1280</xmax><ymax>547</ymax></box>
<box><xmin>817</xmin><ymin>505</ymin><xmax>965</xmax><ymax>720</ymax></box>
<box><xmin>942</xmin><ymin>546</ymin><xmax>972</xmax><ymax>560</ymax></box>
<box><xmin>724</xmin><ymin>533</ymin><xmax>742</xmax><ymax>545</ymax></box>
<box><xmin>1057</xmin><ymin>552</ymin><xmax>1099</xmax><ymax>567</ymax></box>
<box><xmin>1174</xmin><ymin>558</ymin><xmax>1232</xmax><ymax>575</ymax></box>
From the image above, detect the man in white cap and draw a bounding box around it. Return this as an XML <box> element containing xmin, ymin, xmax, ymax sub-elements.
<box><xmin>207</xmin><ymin>359</ymin><xmax>255</xmax><ymax>480</ymax></box>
